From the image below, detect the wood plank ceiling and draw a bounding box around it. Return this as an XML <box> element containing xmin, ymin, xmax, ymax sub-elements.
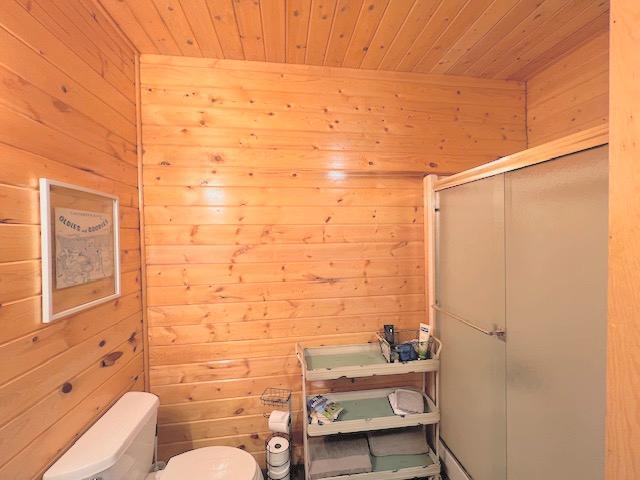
<box><xmin>99</xmin><ymin>0</ymin><xmax>609</xmax><ymax>80</ymax></box>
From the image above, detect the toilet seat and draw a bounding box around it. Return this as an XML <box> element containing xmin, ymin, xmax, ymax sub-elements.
<box><xmin>162</xmin><ymin>446</ymin><xmax>262</xmax><ymax>480</ymax></box>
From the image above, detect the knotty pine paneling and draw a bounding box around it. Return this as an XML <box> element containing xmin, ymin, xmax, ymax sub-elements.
<box><xmin>0</xmin><ymin>2</ymin><xmax>143</xmax><ymax>478</ymax></box>
<box><xmin>527</xmin><ymin>31</ymin><xmax>609</xmax><ymax>147</ymax></box>
<box><xmin>100</xmin><ymin>0</ymin><xmax>609</xmax><ymax>81</ymax></box>
<box><xmin>607</xmin><ymin>1</ymin><xmax>640</xmax><ymax>477</ymax></box>
<box><xmin>141</xmin><ymin>55</ymin><xmax>526</xmax><ymax>463</ymax></box>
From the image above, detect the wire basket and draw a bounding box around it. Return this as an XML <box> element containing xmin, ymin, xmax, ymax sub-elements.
<box><xmin>261</xmin><ymin>387</ymin><xmax>292</xmax><ymax>409</ymax></box>
<box><xmin>376</xmin><ymin>329</ymin><xmax>441</xmax><ymax>363</ymax></box>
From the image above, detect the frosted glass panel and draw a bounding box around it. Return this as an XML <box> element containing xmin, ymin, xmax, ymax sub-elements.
<box><xmin>438</xmin><ymin>311</ymin><xmax>506</xmax><ymax>480</ymax></box>
<box><xmin>505</xmin><ymin>146</ymin><xmax>608</xmax><ymax>480</ymax></box>
<box><xmin>437</xmin><ymin>174</ymin><xmax>506</xmax><ymax>480</ymax></box>
<box><xmin>438</xmin><ymin>174</ymin><xmax>505</xmax><ymax>329</ymax></box>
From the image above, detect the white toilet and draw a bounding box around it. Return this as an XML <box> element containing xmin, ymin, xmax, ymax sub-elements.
<box><xmin>43</xmin><ymin>392</ymin><xmax>264</xmax><ymax>480</ymax></box>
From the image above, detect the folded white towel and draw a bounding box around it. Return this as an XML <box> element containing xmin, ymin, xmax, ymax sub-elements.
<box><xmin>396</xmin><ymin>388</ymin><xmax>424</xmax><ymax>414</ymax></box>
<box><xmin>388</xmin><ymin>389</ymin><xmax>424</xmax><ymax>416</ymax></box>
<box><xmin>388</xmin><ymin>392</ymin><xmax>411</xmax><ymax>416</ymax></box>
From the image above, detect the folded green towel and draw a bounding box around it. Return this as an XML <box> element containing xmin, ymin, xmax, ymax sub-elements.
<box><xmin>368</xmin><ymin>428</ymin><xmax>429</xmax><ymax>456</ymax></box>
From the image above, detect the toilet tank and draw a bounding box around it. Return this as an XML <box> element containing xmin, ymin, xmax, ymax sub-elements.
<box><xmin>44</xmin><ymin>392</ymin><xmax>159</xmax><ymax>480</ymax></box>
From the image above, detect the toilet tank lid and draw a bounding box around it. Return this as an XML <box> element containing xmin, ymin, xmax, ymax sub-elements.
<box><xmin>43</xmin><ymin>392</ymin><xmax>159</xmax><ymax>480</ymax></box>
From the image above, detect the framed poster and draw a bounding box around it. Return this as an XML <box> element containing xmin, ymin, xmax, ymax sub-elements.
<box><xmin>39</xmin><ymin>179</ymin><xmax>121</xmax><ymax>323</ymax></box>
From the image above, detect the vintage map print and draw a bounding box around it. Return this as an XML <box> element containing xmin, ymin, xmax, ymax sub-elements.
<box><xmin>54</xmin><ymin>207</ymin><xmax>114</xmax><ymax>289</ymax></box>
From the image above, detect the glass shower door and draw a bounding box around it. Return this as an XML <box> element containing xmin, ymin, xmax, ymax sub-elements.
<box><xmin>504</xmin><ymin>146</ymin><xmax>608</xmax><ymax>480</ymax></box>
<box><xmin>437</xmin><ymin>173</ymin><xmax>507</xmax><ymax>480</ymax></box>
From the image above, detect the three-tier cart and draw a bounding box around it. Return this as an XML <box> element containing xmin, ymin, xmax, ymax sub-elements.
<box><xmin>296</xmin><ymin>334</ymin><xmax>442</xmax><ymax>480</ymax></box>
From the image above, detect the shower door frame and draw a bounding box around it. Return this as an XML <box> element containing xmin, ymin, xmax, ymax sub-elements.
<box><xmin>422</xmin><ymin>124</ymin><xmax>609</xmax><ymax>480</ymax></box>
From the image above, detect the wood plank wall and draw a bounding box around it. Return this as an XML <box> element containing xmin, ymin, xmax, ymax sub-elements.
<box><xmin>0</xmin><ymin>2</ymin><xmax>143</xmax><ymax>478</ymax></box>
<box><xmin>527</xmin><ymin>31</ymin><xmax>609</xmax><ymax>147</ymax></box>
<box><xmin>140</xmin><ymin>55</ymin><xmax>526</xmax><ymax>465</ymax></box>
<box><xmin>607</xmin><ymin>1</ymin><xmax>640</xmax><ymax>477</ymax></box>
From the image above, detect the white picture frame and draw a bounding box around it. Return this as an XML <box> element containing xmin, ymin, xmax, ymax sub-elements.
<box><xmin>39</xmin><ymin>179</ymin><xmax>121</xmax><ymax>323</ymax></box>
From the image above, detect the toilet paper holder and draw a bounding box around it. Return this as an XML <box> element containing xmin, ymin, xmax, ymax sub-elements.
<box><xmin>261</xmin><ymin>388</ymin><xmax>294</xmax><ymax>480</ymax></box>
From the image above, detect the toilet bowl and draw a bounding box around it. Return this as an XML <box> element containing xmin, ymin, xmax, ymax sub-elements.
<box><xmin>161</xmin><ymin>446</ymin><xmax>264</xmax><ymax>480</ymax></box>
<box><xmin>44</xmin><ymin>392</ymin><xmax>263</xmax><ymax>480</ymax></box>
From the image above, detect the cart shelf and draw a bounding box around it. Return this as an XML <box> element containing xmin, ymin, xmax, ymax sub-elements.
<box><xmin>297</xmin><ymin>339</ymin><xmax>440</xmax><ymax>382</ymax></box>
<box><xmin>307</xmin><ymin>388</ymin><xmax>439</xmax><ymax>436</ymax></box>
<box><xmin>309</xmin><ymin>449</ymin><xmax>440</xmax><ymax>480</ymax></box>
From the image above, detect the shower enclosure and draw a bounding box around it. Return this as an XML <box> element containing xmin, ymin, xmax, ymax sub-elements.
<box><xmin>430</xmin><ymin>142</ymin><xmax>608</xmax><ymax>480</ymax></box>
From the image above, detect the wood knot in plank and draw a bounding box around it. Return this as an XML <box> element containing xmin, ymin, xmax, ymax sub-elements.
<box><xmin>101</xmin><ymin>351</ymin><xmax>123</xmax><ymax>367</ymax></box>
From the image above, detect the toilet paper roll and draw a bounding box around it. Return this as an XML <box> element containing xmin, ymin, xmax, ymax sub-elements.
<box><xmin>268</xmin><ymin>460</ymin><xmax>290</xmax><ymax>480</ymax></box>
<box><xmin>266</xmin><ymin>436</ymin><xmax>290</xmax><ymax>468</ymax></box>
<box><xmin>268</xmin><ymin>460</ymin><xmax>290</xmax><ymax>474</ymax></box>
<box><xmin>268</xmin><ymin>410</ymin><xmax>291</xmax><ymax>434</ymax></box>
<box><xmin>270</xmin><ymin>473</ymin><xmax>289</xmax><ymax>480</ymax></box>
<box><xmin>269</xmin><ymin>471</ymin><xmax>290</xmax><ymax>480</ymax></box>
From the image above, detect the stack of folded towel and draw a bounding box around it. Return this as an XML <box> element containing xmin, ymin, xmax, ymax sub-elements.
<box><xmin>367</xmin><ymin>427</ymin><xmax>430</xmax><ymax>456</ymax></box>
<box><xmin>308</xmin><ymin>435</ymin><xmax>372</xmax><ymax>480</ymax></box>
<box><xmin>388</xmin><ymin>388</ymin><xmax>424</xmax><ymax>415</ymax></box>
<box><xmin>309</xmin><ymin>428</ymin><xmax>430</xmax><ymax>479</ymax></box>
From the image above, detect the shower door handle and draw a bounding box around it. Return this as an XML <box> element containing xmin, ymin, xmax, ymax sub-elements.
<box><xmin>432</xmin><ymin>305</ymin><xmax>506</xmax><ymax>340</ymax></box>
